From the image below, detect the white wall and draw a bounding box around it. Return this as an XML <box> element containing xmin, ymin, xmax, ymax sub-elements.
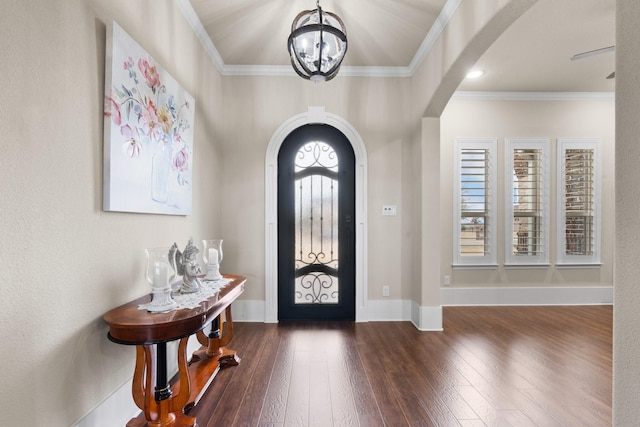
<box><xmin>0</xmin><ymin>1</ymin><xmax>223</xmax><ymax>425</ymax></box>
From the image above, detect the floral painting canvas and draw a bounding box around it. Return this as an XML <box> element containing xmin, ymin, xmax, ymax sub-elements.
<box><xmin>103</xmin><ymin>22</ymin><xmax>194</xmax><ymax>215</ymax></box>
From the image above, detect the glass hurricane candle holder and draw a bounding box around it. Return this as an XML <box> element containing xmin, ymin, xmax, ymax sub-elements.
<box><xmin>144</xmin><ymin>247</ymin><xmax>178</xmax><ymax>312</ymax></box>
<box><xmin>202</xmin><ymin>239</ymin><xmax>223</xmax><ymax>281</ymax></box>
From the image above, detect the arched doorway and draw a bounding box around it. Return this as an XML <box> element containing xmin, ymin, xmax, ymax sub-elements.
<box><xmin>265</xmin><ymin>107</ymin><xmax>368</xmax><ymax>322</ymax></box>
<box><xmin>277</xmin><ymin>124</ymin><xmax>355</xmax><ymax>320</ymax></box>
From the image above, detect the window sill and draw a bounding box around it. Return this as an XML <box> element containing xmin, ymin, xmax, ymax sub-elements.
<box><xmin>452</xmin><ymin>264</ymin><xmax>499</xmax><ymax>270</ymax></box>
<box><xmin>556</xmin><ymin>263</ymin><xmax>602</xmax><ymax>269</ymax></box>
<box><xmin>504</xmin><ymin>264</ymin><xmax>551</xmax><ymax>269</ymax></box>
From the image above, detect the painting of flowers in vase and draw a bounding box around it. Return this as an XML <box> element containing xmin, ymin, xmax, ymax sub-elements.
<box><xmin>103</xmin><ymin>22</ymin><xmax>194</xmax><ymax>215</ymax></box>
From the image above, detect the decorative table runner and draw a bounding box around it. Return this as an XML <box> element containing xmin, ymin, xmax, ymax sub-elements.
<box><xmin>138</xmin><ymin>278</ymin><xmax>233</xmax><ymax>312</ymax></box>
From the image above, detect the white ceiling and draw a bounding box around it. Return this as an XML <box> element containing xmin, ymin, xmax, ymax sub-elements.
<box><xmin>185</xmin><ymin>0</ymin><xmax>615</xmax><ymax>92</ymax></box>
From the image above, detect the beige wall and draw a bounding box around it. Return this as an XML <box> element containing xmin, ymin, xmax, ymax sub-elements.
<box><xmin>0</xmin><ymin>0</ymin><xmax>223</xmax><ymax>425</ymax></box>
<box><xmin>614</xmin><ymin>1</ymin><xmax>640</xmax><ymax>424</ymax></box>
<box><xmin>218</xmin><ymin>76</ymin><xmax>415</xmax><ymax>301</ymax></box>
<box><xmin>440</xmin><ymin>97</ymin><xmax>615</xmax><ymax>288</ymax></box>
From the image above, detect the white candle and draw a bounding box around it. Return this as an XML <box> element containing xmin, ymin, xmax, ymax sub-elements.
<box><xmin>208</xmin><ymin>248</ymin><xmax>219</xmax><ymax>266</ymax></box>
<box><xmin>152</xmin><ymin>262</ymin><xmax>168</xmax><ymax>290</ymax></box>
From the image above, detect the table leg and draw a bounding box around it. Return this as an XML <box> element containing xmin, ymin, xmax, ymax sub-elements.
<box><xmin>127</xmin><ymin>338</ymin><xmax>195</xmax><ymax>427</ymax></box>
<box><xmin>195</xmin><ymin>306</ymin><xmax>241</xmax><ymax>366</ymax></box>
<box><xmin>185</xmin><ymin>307</ymin><xmax>240</xmax><ymax>411</ymax></box>
<box><xmin>218</xmin><ymin>305</ymin><xmax>241</xmax><ymax>367</ymax></box>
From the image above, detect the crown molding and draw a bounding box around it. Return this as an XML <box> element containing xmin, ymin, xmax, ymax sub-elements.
<box><xmin>338</xmin><ymin>66</ymin><xmax>412</xmax><ymax>78</ymax></box>
<box><xmin>221</xmin><ymin>65</ymin><xmax>297</xmax><ymax>77</ymax></box>
<box><xmin>452</xmin><ymin>91</ymin><xmax>615</xmax><ymax>101</ymax></box>
<box><xmin>175</xmin><ymin>0</ymin><xmax>225</xmax><ymax>73</ymax></box>
<box><xmin>408</xmin><ymin>0</ymin><xmax>463</xmax><ymax>74</ymax></box>
<box><xmin>220</xmin><ymin>64</ymin><xmax>413</xmax><ymax>78</ymax></box>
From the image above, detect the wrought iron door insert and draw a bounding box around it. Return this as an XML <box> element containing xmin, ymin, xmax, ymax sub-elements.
<box><xmin>278</xmin><ymin>124</ymin><xmax>355</xmax><ymax>320</ymax></box>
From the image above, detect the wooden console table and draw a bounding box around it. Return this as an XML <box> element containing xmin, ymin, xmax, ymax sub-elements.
<box><xmin>104</xmin><ymin>274</ymin><xmax>246</xmax><ymax>427</ymax></box>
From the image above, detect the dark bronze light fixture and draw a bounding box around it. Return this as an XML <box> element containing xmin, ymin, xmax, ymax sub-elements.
<box><xmin>287</xmin><ymin>0</ymin><xmax>347</xmax><ymax>82</ymax></box>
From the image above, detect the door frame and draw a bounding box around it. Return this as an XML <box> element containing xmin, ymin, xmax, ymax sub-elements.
<box><xmin>265</xmin><ymin>106</ymin><xmax>368</xmax><ymax>323</ymax></box>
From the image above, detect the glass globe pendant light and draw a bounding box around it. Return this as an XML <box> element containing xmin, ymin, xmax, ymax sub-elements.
<box><xmin>287</xmin><ymin>0</ymin><xmax>347</xmax><ymax>82</ymax></box>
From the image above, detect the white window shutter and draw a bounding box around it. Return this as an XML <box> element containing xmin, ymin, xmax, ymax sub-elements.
<box><xmin>453</xmin><ymin>138</ymin><xmax>497</xmax><ymax>266</ymax></box>
<box><xmin>505</xmin><ymin>139</ymin><xmax>550</xmax><ymax>265</ymax></box>
<box><xmin>557</xmin><ymin>139</ymin><xmax>601</xmax><ymax>265</ymax></box>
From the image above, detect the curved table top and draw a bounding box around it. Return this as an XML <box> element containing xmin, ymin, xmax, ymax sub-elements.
<box><xmin>103</xmin><ymin>274</ymin><xmax>246</xmax><ymax>345</ymax></box>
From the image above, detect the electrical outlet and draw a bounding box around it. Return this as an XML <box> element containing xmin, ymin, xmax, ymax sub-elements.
<box><xmin>443</xmin><ymin>275</ymin><xmax>450</xmax><ymax>286</ymax></box>
<box><xmin>382</xmin><ymin>285</ymin><xmax>390</xmax><ymax>297</ymax></box>
<box><xmin>382</xmin><ymin>205</ymin><xmax>397</xmax><ymax>216</ymax></box>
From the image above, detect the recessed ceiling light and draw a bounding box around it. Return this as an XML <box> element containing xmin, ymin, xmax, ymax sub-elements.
<box><xmin>465</xmin><ymin>69</ymin><xmax>484</xmax><ymax>79</ymax></box>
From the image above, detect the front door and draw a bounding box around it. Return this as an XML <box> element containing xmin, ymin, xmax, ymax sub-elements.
<box><xmin>277</xmin><ymin>124</ymin><xmax>355</xmax><ymax>320</ymax></box>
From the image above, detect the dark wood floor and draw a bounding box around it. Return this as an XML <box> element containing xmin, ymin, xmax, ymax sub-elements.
<box><xmin>188</xmin><ymin>305</ymin><xmax>612</xmax><ymax>427</ymax></box>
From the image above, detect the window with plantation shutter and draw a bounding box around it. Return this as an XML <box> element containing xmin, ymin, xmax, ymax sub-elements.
<box><xmin>505</xmin><ymin>139</ymin><xmax>550</xmax><ymax>265</ymax></box>
<box><xmin>557</xmin><ymin>139</ymin><xmax>601</xmax><ymax>265</ymax></box>
<box><xmin>453</xmin><ymin>139</ymin><xmax>497</xmax><ymax>266</ymax></box>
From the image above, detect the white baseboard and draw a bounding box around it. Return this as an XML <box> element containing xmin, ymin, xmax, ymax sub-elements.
<box><xmin>232</xmin><ymin>288</ymin><xmax>613</xmax><ymax>325</ymax></box>
<box><xmin>366</xmin><ymin>298</ymin><xmax>412</xmax><ymax>321</ymax></box>
<box><xmin>234</xmin><ymin>300</ymin><xmax>420</xmax><ymax>323</ymax></box>
<box><xmin>233</xmin><ymin>299</ymin><xmax>444</xmax><ymax>330</ymax></box>
<box><xmin>230</xmin><ymin>299</ymin><xmax>265</xmax><ymax>322</ymax></box>
<box><xmin>72</xmin><ymin>378</ymin><xmax>139</xmax><ymax>427</ymax></box>
<box><xmin>441</xmin><ymin>286</ymin><xmax>613</xmax><ymax>306</ymax></box>
<box><xmin>411</xmin><ymin>302</ymin><xmax>444</xmax><ymax>331</ymax></box>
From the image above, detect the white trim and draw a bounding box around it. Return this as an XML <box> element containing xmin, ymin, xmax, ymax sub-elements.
<box><xmin>337</xmin><ymin>66</ymin><xmax>412</xmax><ymax>78</ymax></box>
<box><xmin>367</xmin><ymin>299</ymin><xmax>412</xmax><ymax>322</ymax></box>
<box><xmin>441</xmin><ymin>286</ymin><xmax>613</xmax><ymax>306</ymax></box>
<box><xmin>72</xmin><ymin>378</ymin><xmax>140</xmax><ymax>427</ymax></box>
<box><xmin>504</xmin><ymin>138</ymin><xmax>550</xmax><ymax>265</ymax></box>
<box><xmin>265</xmin><ymin>107</ymin><xmax>368</xmax><ymax>323</ymax></box>
<box><xmin>556</xmin><ymin>138</ymin><xmax>602</xmax><ymax>265</ymax></box>
<box><xmin>229</xmin><ymin>299</ymin><xmax>266</xmax><ymax>322</ymax></box>
<box><xmin>452</xmin><ymin>264</ymin><xmax>499</xmax><ymax>270</ymax></box>
<box><xmin>233</xmin><ymin>292</ymin><xmax>617</xmax><ymax>324</ymax></box>
<box><xmin>411</xmin><ymin>302</ymin><xmax>444</xmax><ymax>331</ymax></box>
<box><xmin>408</xmin><ymin>0</ymin><xmax>463</xmax><ymax>74</ymax></box>
<box><xmin>222</xmin><ymin>64</ymin><xmax>296</xmax><ymax>77</ymax></box>
<box><xmin>218</xmin><ymin>300</ymin><xmax>446</xmax><ymax>331</ymax></box>
<box><xmin>503</xmin><ymin>264</ymin><xmax>551</xmax><ymax>269</ymax></box>
<box><xmin>224</xmin><ymin>64</ymin><xmax>414</xmax><ymax>78</ymax></box>
<box><xmin>556</xmin><ymin>263</ymin><xmax>602</xmax><ymax>269</ymax></box>
<box><xmin>124</xmin><ymin>297</ymin><xmax>562</xmax><ymax>323</ymax></box>
<box><xmin>175</xmin><ymin>0</ymin><xmax>224</xmax><ymax>73</ymax></box>
<box><xmin>452</xmin><ymin>91</ymin><xmax>615</xmax><ymax>101</ymax></box>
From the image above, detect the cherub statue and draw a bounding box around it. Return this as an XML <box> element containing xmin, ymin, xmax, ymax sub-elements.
<box><xmin>169</xmin><ymin>239</ymin><xmax>203</xmax><ymax>293</ymax></box>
